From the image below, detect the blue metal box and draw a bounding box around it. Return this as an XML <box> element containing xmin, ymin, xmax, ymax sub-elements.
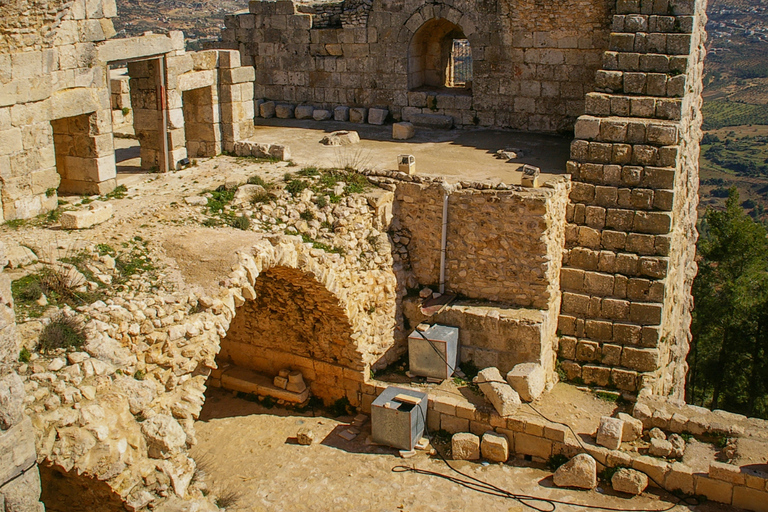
<box><xmin>408</xmin><ymin>324</ymin><xmax>459</xmax><ymax>380</ymax></box>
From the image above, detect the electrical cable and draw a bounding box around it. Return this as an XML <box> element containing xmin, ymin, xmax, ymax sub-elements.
<box><xmin>392</xmin><ymin>323</ymin><xmax>697</xmax><ymax>511</ymax></box>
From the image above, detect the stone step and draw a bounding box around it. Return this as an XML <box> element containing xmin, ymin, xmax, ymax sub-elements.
<box><xmin>573</xmin><ymin>115</ymin><xmax>681</xmax><ymax>147</ymax></box>
<box><xmin>585</xmin><ymin>92</ymin><xmax>682</xmax><ymax>121</ymax></box>
<box><xmin>609</xmin><ymin>32</ymin><xmax>692</xmax><ymax>56</ymax></box>
<box><xmin>612</xmin><ymin>14</ymin><xmax>695</xmax><ymax>34</ymax></box>
<box><xmin>409</xmin><ymin>113</ymin><xmax>454</xmax><ymax>130</ymax></box>
<box><xmin>594</xmin><ymin>70</ymin><xmax>685</xmax><ymax>99</ymax></box>
<box><xmin>602</xmin><ymin>51</ymin><xmax>687</xmax><ymax>75</ymax></box>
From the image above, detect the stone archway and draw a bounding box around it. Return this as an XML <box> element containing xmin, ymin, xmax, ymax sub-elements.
<box><xmin>408</xmin><ymin>18</ymin><xmax>471</xmax><ymax>91</ymax></box>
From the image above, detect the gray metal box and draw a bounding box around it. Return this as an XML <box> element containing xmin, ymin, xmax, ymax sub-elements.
<box><xmin>408</xmin><ymin>324</ymin><xmax>459</xmax><ymax>380</ymax></box>
<box><xmin>371</xmin><ymin>386</ymin><xmax>428</xmax><ymax>451</ymax></box>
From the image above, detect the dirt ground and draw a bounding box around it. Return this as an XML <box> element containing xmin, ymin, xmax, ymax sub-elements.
<box><xmin>192</xmin><ymin>388</ymin><xmax>733</xmax><ymax>512</ymax></box>
<box><xmin>248</xmin><ymin>119</ymin><xmax>570</xmax><ymax>185</ymax></box>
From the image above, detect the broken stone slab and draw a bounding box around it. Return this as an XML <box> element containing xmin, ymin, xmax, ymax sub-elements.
<box><xmin>320</xmin><ymin>130</ymin><xmax>360</xmax><ymax>146</ymax></box>
<box><xmin>268</xmin><ymin>144</ymin><xmax>290</xmax><ymax>161</ymax></box>
<box><xmin>475</xmin><ymin>367</ymin><xmax>521</xmax><ymax>417</ymax></box>
<box><xmin>649</xmin><ymin>437</ymin><xmax>674</xmax><ymax>458</ymax></box>
<box><xmin>410</xmin><ymin>113</ymin><xmax>453</xmax><ymax>130</ymax></box>
<box><xmin>495</xmin><ymin>148</ymin><xmax>524</xmax><ymax>160</ymax></box>
<box><xmin>553</xmin><ymin>453</ymin><xmax>597</xmax><ymax>489</ymax></box>
<box><xmin>368</xmin><ymin>108</ymin><xmax>388</xmax><ymax>125</ymax></box>
<box><xmin>611</xmin><ymin>468</ymin><xmax>648</xmax><ymax>495</ymax></box>
<box><xmin>295</xmin><ymin>105</ymin><xmax>314</xmax><ymax>119</ymax></box>
<box><xmin>596</xmin><ymin>416</ymin><xmax>624</xmax><ymax>450</ymax></box>
<box><xmin>506</xmin><ymin>363</ymin><xmax>545</xmax><ymax>402</ymax></box>
<box><xmin>349</xmin><ymin>107</ymin><xmax>367</xmax><ymax>123</ymax></box>
<box><xmin>141</xmin><ymin>414</ymin><xmax>187</xmax><ymax>459</ymax></box>
<box><xmin>184</xmin><ymin>196</ymin><xmax>208</xmax><ymax>206</ymax></box>
<box><xmin>392</xmin><ymin>122</ymin><xmax>415</xmax><ymax>140</ymax></box>
<box><xmin>313</xmin><ymin>109</ymin><xmax>332</xmax><ymax>121</ymax></box>
<box><xmin>60</xmin><ymin>202</ymin><xmax>114</xmax><ymax>229</ymax></box>
<box><xmin>5</xmin><ymin>244</ymin><xmax>38</xmax><ymax>268</ymax></box>
<box><xmin>480</xmin><ymin>431</ymin><xmax>508</xmax><ymax>462</ymax></box>
<box><xmin>617</xmin><ymin>412</ymin><xmax>643</xmax><ymax>442</ymax></box>
<box><xmin>334</xmin><ymin>106</ymin><xmax>350</xmax><ymax>122</ymax></box>
<box><xmin>260</xmin><ymin>101</ymin><xmax>276</xmax><ymax>118</ymax></box>
<box><xmin>275</xmin><ymin>103</ymin><xmax>295</xmax><ymax>119</ymax></box>
<box><xmin>233</xmin><ymin>184</ymin><xmax>266</xmax><ymax>205</ymax></box>
<box><xmin>452</xmin><ymin>432</ymin><xmax>480</xmax><ymax>460</ymax></box>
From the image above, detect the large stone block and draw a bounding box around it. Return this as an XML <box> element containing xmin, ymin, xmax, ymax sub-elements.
<box><xmin>596</xmin><ymin>416</ymin><xmax>624</xmax><ymax>449</ymax></box>
<box><xmin>452</xmin><ymin>432</ymin><xmax>480</xmax><ymax>460</ymax></box>
<box><xmin>553</xmin><ymin>454</ymin><xmax>597</xmax><ymax>489</ymax></box>
<box><xmin>349</xmin><ymin>107</ymin><xmax>367</xmax><ymax>123</ymax></box>
<box><xmin>275</xmin><ymin>104</ymin><xmax>295</xmax><ymax>119</ymax></box>
<box><xmin>334</xmin><ymin>106</ymin><xmax>350</xmax><ymax>122</ymax></box>
<box><xmin>480</xmin><ymin>432</ymin><xmax>508</xmax><ymax>462</ymax></box>
<box><xmin>368</xmin><ymin>108</ymin><xmax>388</xmax><ymax>125</ymax></box>
<box><xmin>295</xmin><ymin>105</ymin><xmax>314</xmax><ymax>119</ymax></box>
<box><xmin>60</xmin><ymin>202</ymin><xmax>113</xmax><ymax>229</ymax></box>
<box><xmin>506</xmin><ymin>363</ymin><xmax>545</xmax><ymax>402</ymax></box>
<box><xmin>476</xmin><ymin>367</ymin><xmax>521</xmax><ymax>417</ymax></box>
<box><xmin>392</xmin><ymin>122</ymin><xmax>415</xmax><ymax>140</ymax></box>
<box><xmin>612</xmin><ymin>468</ymin><xmax>648</xmax><ymax>495</ymax></box>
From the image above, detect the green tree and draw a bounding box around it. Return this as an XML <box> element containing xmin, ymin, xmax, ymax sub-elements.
<box><xmin>688</xmin><ymin>187</ymin><xmax>768</xmax><ymax>417</ymax></box>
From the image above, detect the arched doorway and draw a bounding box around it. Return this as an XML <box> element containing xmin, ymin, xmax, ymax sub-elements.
<box><xmin>408</xmin><ymin>18</ymin><xmax>473</xmax><ymax>91</ymax></box>
<box><xmin>218</xmin><ymin>266</ymin><xmax>364</xmax><ymax>404</ymax></box>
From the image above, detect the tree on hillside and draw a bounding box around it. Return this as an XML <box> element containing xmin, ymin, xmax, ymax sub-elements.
<box><xmin>688</xmin><ymin>187</ymin><xmax>768</xmax><ymax>417</ymax></box>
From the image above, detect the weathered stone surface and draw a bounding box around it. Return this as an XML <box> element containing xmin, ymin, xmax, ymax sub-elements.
<box><xmin>320</xmin><ymin>130</ymin><xmax>360</xmax><ymax>146</ymax></box>
<box><xmin>392</xmin><ymin>122</ymin><xmax>415</xmax><ymax>140</ymax></box>
<box><xmin>596</xmin><ymin>416</ymin><xmax>624</xmax><ymax>450</ymax></box>
<box><xmin>612</xmin><ymin>468</ymin><xmax>648</xmax><ymax>495</ymax></box>
<box><xmin>617</xmin><ymin>412</ymin><xmax>643</xmax><ymax>441</ymax></box>
<box><xmin>367</xmin><ymin>108</ymin><xmax>388</xmax><ymax>125</ymax></box>
<box><xmin>0</xmin><ymin>372</ymin><xmax>25</xmax><ymax>429</ymax></box>
<box><xmin>476</xmin><ymin>367</ymin><xmax>521</xmax><ymax>417</ymax></box>
<box><xmin>553</xmin><ymin>454</ymin><xmax>597</xmax><ymax>489</ymax></box>
<box><xmin>141</xmin><ymin>414</ymin><xmax>187</xmax><ymax>459</ymax></box>
<box><xmin>480</xmin><ymin>431</ymin><xmax>508</xmax><ymax>462</ymax></box>
<box><xmin>452</xmin><ymin>432</ymin><xmax>480</xmax><ymax>460</ymax></box>
<box><xmin>506</xmin><ymin>362</ymin><xmax>545</xmax><ymax>402</ymax></box>
<box><xmin>60</xmin><ymin>202</ymin><xmax>114</xmax><ymax>229</ymax></box>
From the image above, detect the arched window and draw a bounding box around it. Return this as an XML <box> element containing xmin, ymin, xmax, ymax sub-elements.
<box><xmin>408</xmin><ymin>18</ymin><xmax>472</xmax><ymax>91</ymax></box>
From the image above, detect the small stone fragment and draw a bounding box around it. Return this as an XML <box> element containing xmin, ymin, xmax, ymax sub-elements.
<box><xmin>452</xmin><ymin>433</ymin><xmax>480</xmax><ymax>460</ymax></box>
<box><xmin>297</xmin><ymin>427</ymin><xmax>314</xmax><ymax>445</ymax></box>
<box><xmin>648</xmin><ymin>427</ymin><xmax>666</xmax><ymax>440</ymax></box>
<box><xmin>668</xmin><ymin>434</ymin><xmax>686</xmax><ymax>459</ymax></box>
<box><xmin>649</xmin><ymin>437</ymin><xmax>674</xmax><ymax>458</ymax></box>
<box><xmin>611</xmin><ymin>468</ymin><xmax>648</xmax><ymax>495</ymax></box>
<box><xmin>320</xmin><ymin>130</ymin><xmax>360</xmax><ymax>146</ymax></box>
<box><xmin>553</xmin><ymin>454</ymin><xmax>597</xmax><ymax>489</ymax></box>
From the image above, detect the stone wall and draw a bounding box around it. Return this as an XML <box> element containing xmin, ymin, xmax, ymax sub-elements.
<box><xmin>390</xmin><ymin>178</ymin><xmax>570</xmax><ymax>310</ymax></box>
<box><xmin>0</xmin><ymin>241</ymin><xmax>45</xmax><ymax>511</ymax></box>
<box><xmin>556</xmin><ymin>0</ymin><xmax>706</xmax><ymax>398</ymax></box>
<box><xmin>221</xmin><ymin>0</ymin><xmax>614</xmax><ymax>131</ymax></box>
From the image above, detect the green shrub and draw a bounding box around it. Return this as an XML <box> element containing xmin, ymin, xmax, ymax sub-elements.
<box><xmin>228</xmin><ymin>214</ymin><xmax>250</xmax><ymax>231</ymax></box>
<box><xmin>39</xmin><ymin>314</ymin><xmax>86</xmax><ymax>353</ymax></box>
<box><xmin>18</xmin><ymin>347</ymin><xmax>31</xmax><ymax>363</ymax></box>
<box><xmin>285</xmin><ymin>179</ymin><xmax>309</xmax><ymax>196</ymax></box>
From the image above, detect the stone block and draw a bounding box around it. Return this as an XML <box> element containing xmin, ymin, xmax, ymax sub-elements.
<box><xmin>596</xmin><ymin>416</ymin><xmax>624</xmax><ymax>450</ymax></box>
<box><xmin>368</xmin><ymin>108</ymin><xmax>388</xmax><ymax>125</ymax></box>
<box><xmin>553</xmin><ymin>454</ymin><xmax>597</xmax><ymax>489</ymax></box>
<box><xmin>514</xmin><ymin>432</ymin><xmax>552</xmax><ymax>459</ymax></box>
<box><xmin>694</xmin><ymin>475</ymin><xmax>733</xmax><ymax>504</ymax></box>
<box><xmin>505</xmin><ymin>363</ymin><xmax>545</xmax><ymax>402</ymax></box>
<box><xmin>349</xmin><ymin>107</ymin><xmax>367</xmax><ymax>123</ymax></box>
<box><xmin>295</xmin><ymin>105</ymin><xmax>314</xmax><ymax>119</ymax></box>
<box><xmin>313</xmin><ymin>109</ymin><xmax>332</xmax><ymax>121</ymax></box>
<box><xmin>480</xmin><ymin>432</ymin><xmax>508</xmax><ymax>462</ymax></box>
<box><xmin>222</xmin><ymin>66</ymin><xmax>256</xmax><ymax>84</ymax></box>
<box><xmin>392</xmin><ymin>122</ymin><xmax>415</xmax><ymax>140</ymax></box>
<box><xmin>268</xmin><ymin>144</ymin><xmax>290</xmax><ymax>161</ymax></box>
<box><xmin>665</xmin><ymin>462</ymin><xmax>694</xmax><ymax>495</ymax></box>
<box><xmin>476</xmin><ymin>367</ymin><xmax>521</xmax><ymax>417</ymax></box>
<box><xmin>60</xmin><ymin>202</ymin><xmax>113</xmax><ymax>229</ymax></box>
<box><xmin>218</xmin><ymin>50</ymin><xmax>241</xmax><ymax>68</ymax></box>
<box><xmin>410</xmin><ymin>114</ymin><xmax>453</xmax><ymax>130</ymax></box>
<box><xmin>612</xmin><ymin>468</ymin><xmax>648</xmax><ymax>495</ymax></box>
<box><xmin>275</xmin><ymin>104</ymin><xmax>295</xmax><ymax>119</ymax></box>
<box><xmin>0</xmin><ymin>417</ymin><xmax>37</xmax><ymax>486</ymax></box>
<box><xmin>334</xmin><ymin>106</ymin><xmax>350</xmax><ymax>122</ymax></box>
<box><xmin>452</xmin><ymin>433</ymin><xmax>480</xmax><ymax>460</ymax></box>
<box><xmin>260</xmin><ymin>101</ymin><xmax>276</xmax><ymax>118</ymax></box>
<box><xmin>733</xmin><ymin>486</ymin><xmax>768</xmax><ymax>512</ymax></box>
<box><xmin>617</xmin><ymin>413</ymin><xmax>642</xmax><ymax>441</ymax></box>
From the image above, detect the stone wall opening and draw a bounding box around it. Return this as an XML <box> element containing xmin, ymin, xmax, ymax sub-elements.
<box><xmin>40</xmin><ymin>464</ymin><xmax>125</xmax><ymax>512</ymax></box>
<box><xmin>51</xmin><ymin>112</ymin><xmax>117</xmax><ymax>196</ymax></box>
<box><xmin>127</xmin><ymin>58</ymin><xmax>168</xmax><ymax>172</ymax></box>
<box><xmin>182</xmin><ymin>86</ymin><xmax>220</xmax><ymax>158</ymax></box>
<box><xmin>217</xmin><ymin>266</ymin><xmax>363</xmax><ymax>404</ymax></box>
<box><xmin>407</xmin><ymin>18</ymin><xmax>471</xmax><ymax>92</ymax></box>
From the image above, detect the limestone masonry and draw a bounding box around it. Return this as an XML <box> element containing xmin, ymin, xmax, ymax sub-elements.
<box><xmin>0</xmin><ymin>0</ymin><xmax>727</xmax><ymax>509</ymax></box>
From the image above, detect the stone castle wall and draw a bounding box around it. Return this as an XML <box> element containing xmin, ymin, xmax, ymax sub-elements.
<box><xmin>556</xmin><ymin>0</ymin><xmax>706</xmax><ymax>398</ymax></box>
<box><xmin>0</xmin><ymin>241</ymin><xmax>45</xmax><ymax>512</ymax></box>
<box><xmin>221</xmin><ymin>0</ymin><xmax>614</xmax><ymax>131</ymax></box>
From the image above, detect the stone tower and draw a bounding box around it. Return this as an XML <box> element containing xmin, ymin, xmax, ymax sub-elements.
<box><xmin>557</xmin><ymin>0</ymin><xmax>706</xmax><ymax>399</ymax></box>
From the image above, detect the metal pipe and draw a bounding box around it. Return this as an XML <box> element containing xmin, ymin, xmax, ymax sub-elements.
<box><xmin>439</xmin><ymin>191</ymin><xmax>449</xmax><ymax>294</ymax></box>
<box><xmin>156</xmin><ymin>56</ymin><xmax>170</xmax><ymax>172</ymax></box>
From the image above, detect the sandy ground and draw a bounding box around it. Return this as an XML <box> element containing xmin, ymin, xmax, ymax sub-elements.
<box><xmin>192</xmin><ymin>388</ymin><xmax>733</xmax><ymax>512</ymax></box>
<box><xmin>249</xmin><ymin>119</ymin><xmax>570</xmax><ymax>185</ymax></box>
